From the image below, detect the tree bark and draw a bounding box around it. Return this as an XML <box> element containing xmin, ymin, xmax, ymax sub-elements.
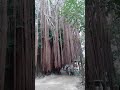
<box><xmin>0</xmin><ymin>0</ymin><xmax>7</xmax><ymax>90</ymax></box>
<box><xmin>13</xmin><ymin>0</ymin><xmax>35</xmax><ymax>90</ymax></box>
<box><xmin>85</xmin><ymin>0</ymin><xmax>116</xmax><ymax>89</ymax></box>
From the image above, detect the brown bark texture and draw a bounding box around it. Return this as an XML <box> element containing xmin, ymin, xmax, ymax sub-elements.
<box><xmin>12</xmin><ymin>0</ymin><xmax>35</xmax><ymax>90</ymax></box>
<box><xmin>0</xmin><ymin>0</ymin><xmax>7</xmax><ymax>90</ymax></box>
<box><xmin>85</xmin><ymin>0</ymin><xmax>116</xmax><ymax>89</ymax></box>
<box><xmin>35</xmin><ymin>0</ymin><xmax>83</xmax><ymax>75</ymax></box>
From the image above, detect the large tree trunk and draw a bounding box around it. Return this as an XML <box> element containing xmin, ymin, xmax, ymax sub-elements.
<box><xmin>13</xmin><ymin>0</ymin><xmax>35</xmax><ymax>90</ymax></box>
<box><xmin>0</xmin><ymin>0</ymin><xmax>7</xmax><ymax>90</ymax></box>
<box><xmin>85</xmin><ymin>0</ymin><xmax>115</xmax><ymax>89</ymax></box>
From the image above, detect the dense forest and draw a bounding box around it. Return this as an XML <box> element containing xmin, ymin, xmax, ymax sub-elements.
<box><xmin>86</xmin><ymin>0</ymin><xmax>120</xmax><ymax>89</ymax></box>
<box><xmin>0</xmin><ymin>0</ymin><xmax>120</xmax><ymax>90</ymax></box>
<box><xmin>35</xmin><ymin>0</ymin><xmax>85</xmax><ymax>77</ymax></box>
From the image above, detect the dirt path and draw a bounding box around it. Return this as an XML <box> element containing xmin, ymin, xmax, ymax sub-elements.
<box><xmin>35</xmin><ymin>75</ymin><xmax>84</xmax><ymax>90</ymax></box>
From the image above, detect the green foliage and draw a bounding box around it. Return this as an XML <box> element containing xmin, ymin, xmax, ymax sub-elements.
<box><xmin>60</xmin><ymin>0</ymin><xmax>85</xmax><ymax>31</ymax></box>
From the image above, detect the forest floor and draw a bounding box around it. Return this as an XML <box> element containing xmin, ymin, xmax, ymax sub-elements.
<box><xmin>35</xmin><ymin>75</ymin><xmax>84</xmax><ymax>90</ymax></box>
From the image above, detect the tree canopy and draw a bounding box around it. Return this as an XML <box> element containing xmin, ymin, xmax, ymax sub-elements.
<box><xmin>60</xmin><ymin>0</ymin><xmax>85</xmax><ymax>31</ymax></box>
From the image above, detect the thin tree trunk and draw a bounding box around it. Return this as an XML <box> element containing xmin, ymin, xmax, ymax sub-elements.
<box><xmin>79</xmin><ymin>40</ymin><xmax>85</xmax><ymax>84</ymax></box>
<box><xmin>59</xmin><ymin>17</ymin><xmax>64</xmax><ymax>66</ymax></box>
<box><xmin>35</xmin><ymin>13</ymin><xmax>38</xmax><ymax>68</ymax></box>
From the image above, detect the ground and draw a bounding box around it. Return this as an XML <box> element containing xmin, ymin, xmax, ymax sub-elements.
<box><xmin>35</xmin><ymin>75</ymin><xmax>84</xmax><ymax>90</ymax></box>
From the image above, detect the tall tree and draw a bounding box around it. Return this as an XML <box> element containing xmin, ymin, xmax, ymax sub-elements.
<box><xmin>35</xmin><ymin>0</ymin><xmax>84</xmax><ymax>74</ymax></box>
<box><xmin>85</xmin><ymin>0</ymin><xmax>116</xmax><ymax>89</ymax></box>
<box><xmin>0</xmin><ymin>0</ymin><xmax>7</xmax><ymax>90</ymax></box>
<box><xmin>13</xmin><ymin>0</ymin><xmax>35</xmax><ymax>90</ymax></box>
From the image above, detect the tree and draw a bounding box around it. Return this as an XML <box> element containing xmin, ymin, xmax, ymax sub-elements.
<box><xmin>0</xmin><ymin>0</ymin><xmax>7</xmax><ymax>90</ymax></box>
<box><xmin>60</xmin><ymin>0</ymin><xmax>85</xmax><ymax>83</ymax></box>
<box><xmin>60</xmin><ymin>0</ymin><xmax>85</xmax><ymax>31</ymax></box>
<box><xmin>13</xmin><ymin>0</ymin><xmax>35</xmax><ymax>90</ymax></box>
<box><xmin>35</xmin><ymin>0</ymin><xmax>84</xmax><ymax>74</ymax></box>
<box><xmin>2</xmin><ymin>0</ymin><xmax>35</xmax><ymax>90</ymax></box>
<box><xmin>85</xmin><ymin>0</ymin><xmax>116</xmax><ymax>89</ymax></box>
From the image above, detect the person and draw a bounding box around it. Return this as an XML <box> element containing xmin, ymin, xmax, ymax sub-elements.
<box><xmin>64</xmin><ymin>64</ymin><xmax>74</xmax><ymax>75</ymax></box>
